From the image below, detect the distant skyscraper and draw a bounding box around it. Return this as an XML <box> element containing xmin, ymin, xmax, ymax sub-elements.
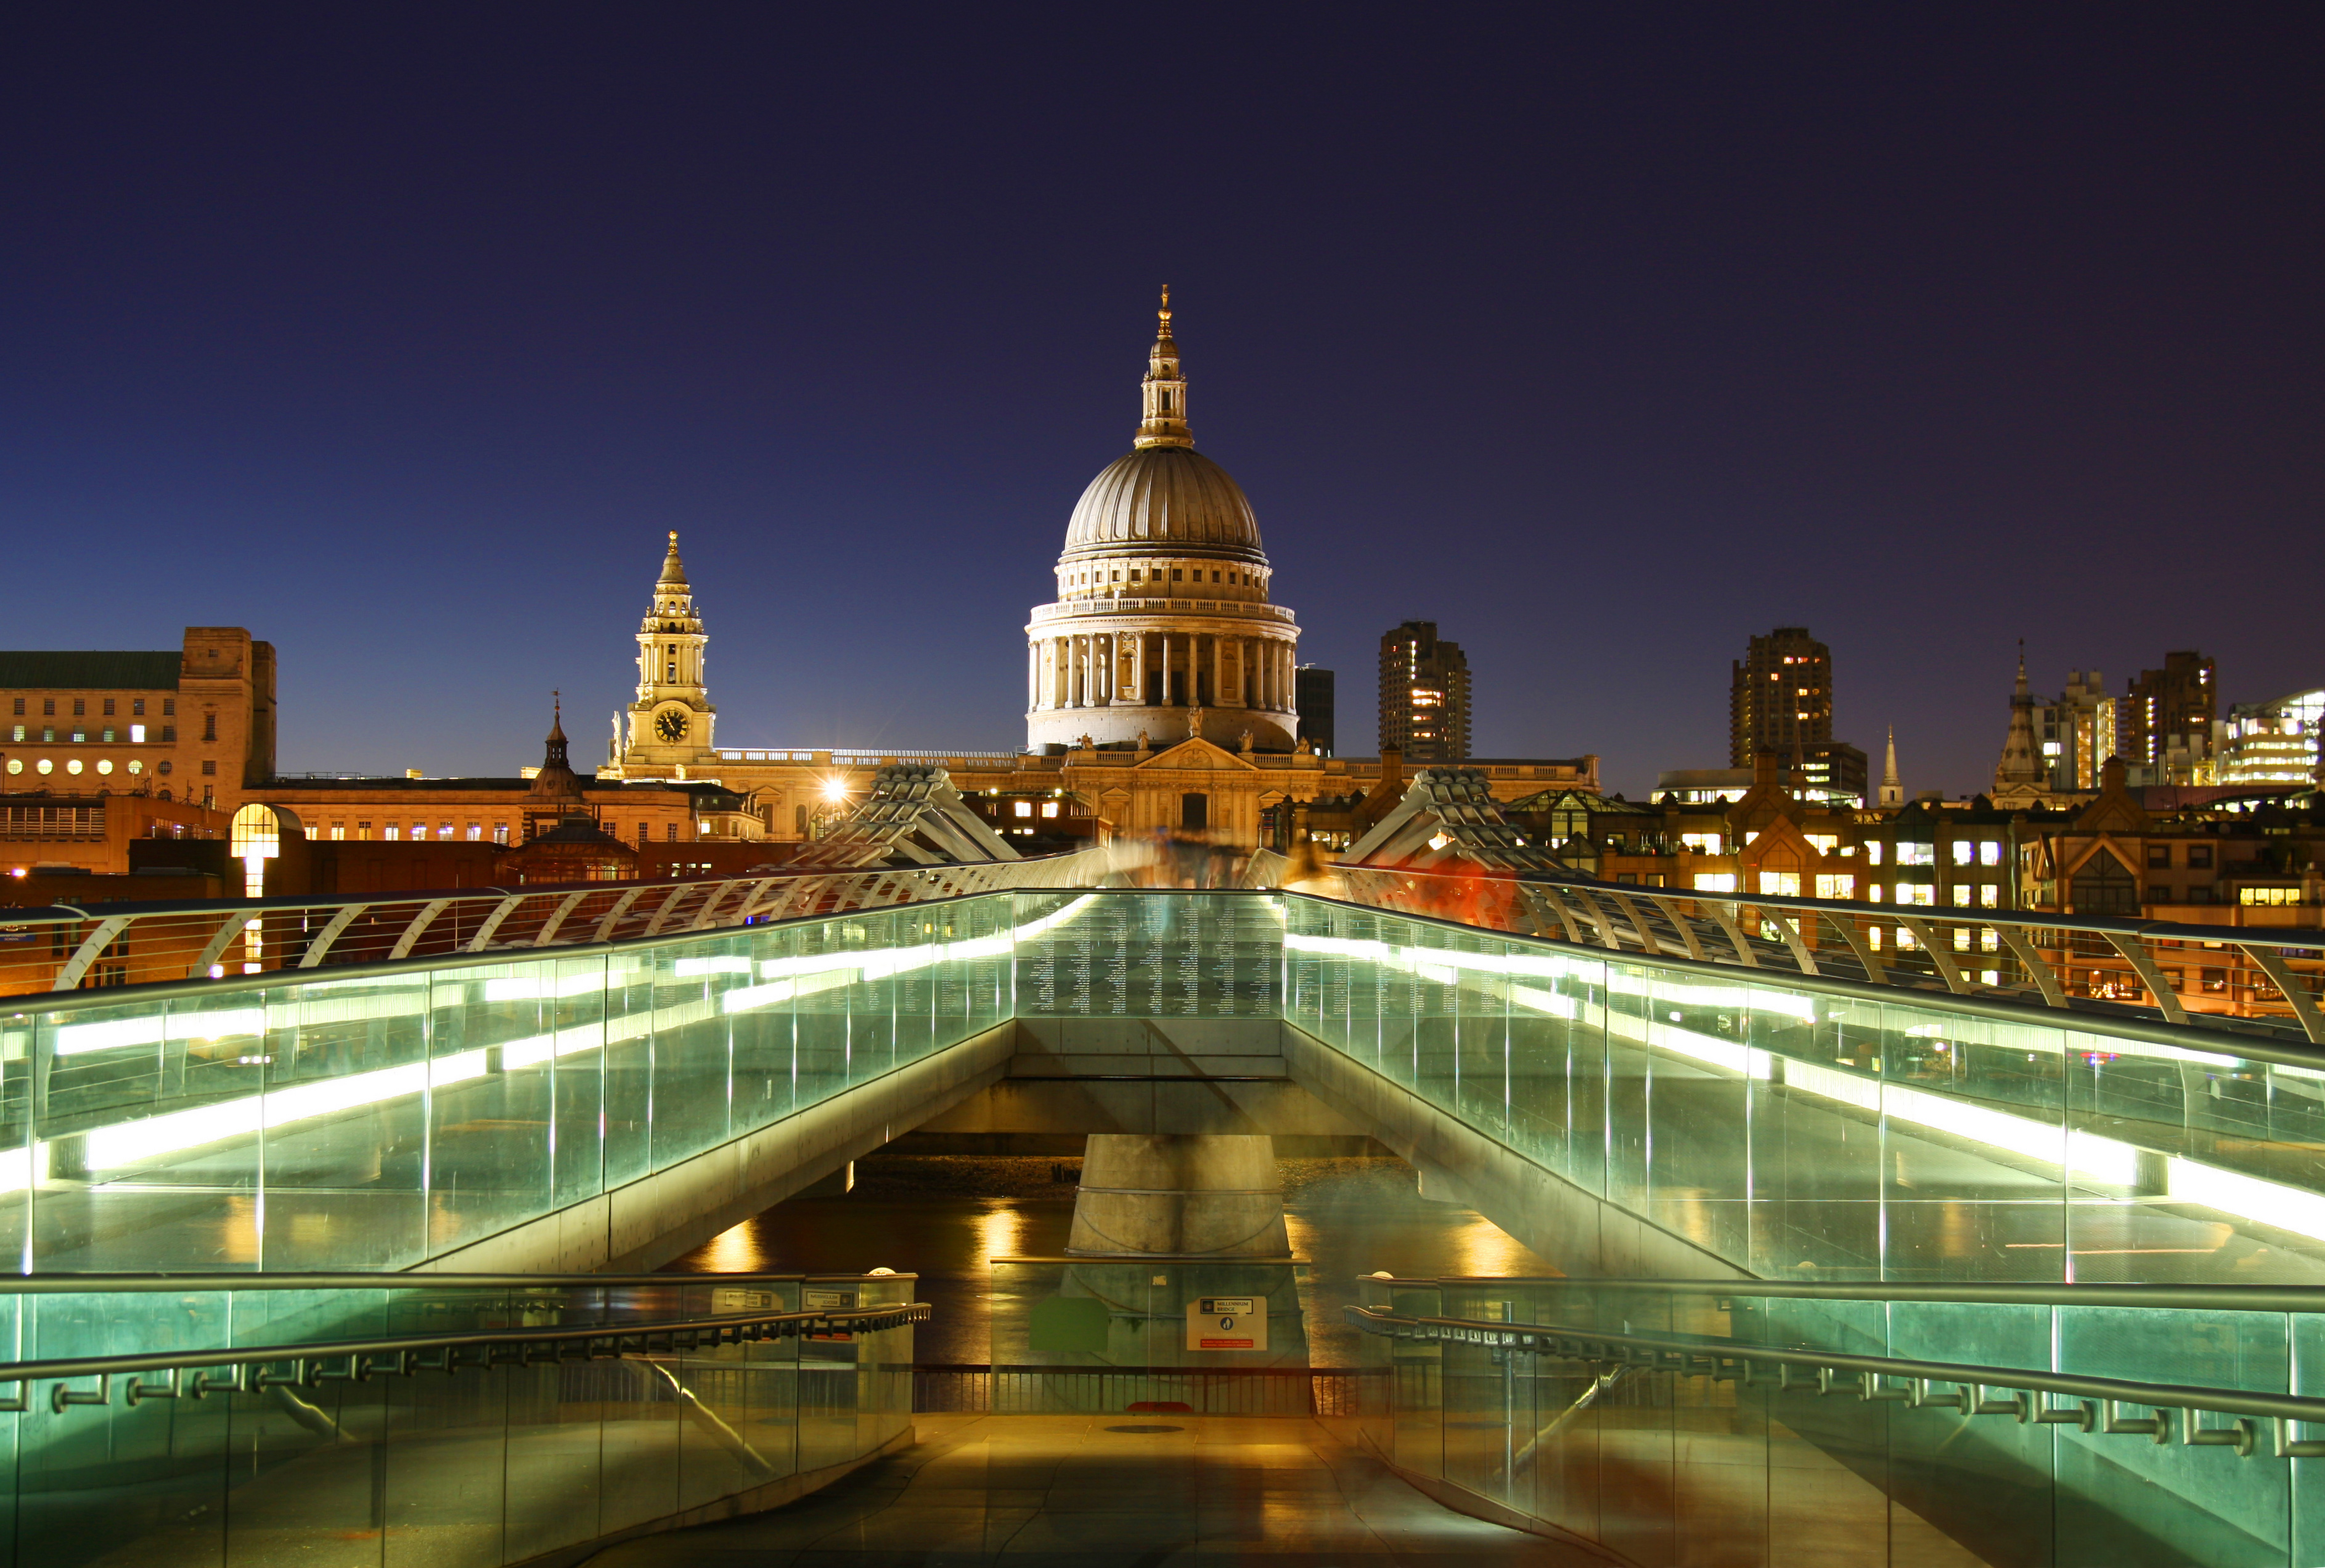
<box><xmin>1728</xmin><ymin>628</ymin><xmax>1832</xmax><ymax>767</ymax></box>
<box><xmin>1378</xmin><ymin>621</ymin><xmax>1470</xmax><ymax>762</ymax></box>
<box><xmin>2122</xmin><ymin>651</ymin><xmax>2215</xmax><ymax>784</ymax></box>
<box><xmin>2034</xmin><ymin>668</ymin><xmax>2118</xmax><ymax>791</ymax></box>
<box><xmin>1296</xmin><ymin>665</ymin><xmax>1335</xmax><ymax>757</ymax></box>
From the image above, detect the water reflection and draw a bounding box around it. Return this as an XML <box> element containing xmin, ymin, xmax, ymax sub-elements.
<box><xmin>665</xmin><ymin>1155</ymin><xmax>1553</xmax><ymax>1366</ymax></box>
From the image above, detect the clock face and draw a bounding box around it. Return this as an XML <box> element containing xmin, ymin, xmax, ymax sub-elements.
<box><xmin>655</xmin><ymin>709</ymin><xmax>689</xmax><ymax>743</ymax></box>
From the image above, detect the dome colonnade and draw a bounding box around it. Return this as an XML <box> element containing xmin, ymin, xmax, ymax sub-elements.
<box><xmin>1025</xmin><ymin>291</ymin><xmax>1301</xmax><ymax>753</ymax></box>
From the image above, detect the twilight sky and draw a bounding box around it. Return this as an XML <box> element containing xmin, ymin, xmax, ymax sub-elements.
<box><xmin>2</xmin><ymin>9</ymin><xmax>2318</xmax><ymax>797</ymax></box>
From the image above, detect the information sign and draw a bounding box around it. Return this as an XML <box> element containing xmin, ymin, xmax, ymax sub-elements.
<box><xmin>1185</xmin><ymin>1296</ymin><xmax>1267</xmax><ymax>1352</ymax></box>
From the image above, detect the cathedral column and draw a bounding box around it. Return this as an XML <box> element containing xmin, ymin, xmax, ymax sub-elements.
<box><xmin>1028</xmin><ymin>643</ymin><xmax>1038</xmax><ymax>712</ymax></box>
<box><xmin>1132</xmin><ymin>631</ymin><xmax>1146</xmax><ymax>708</ymax></box>
<box><xmin>1211</xmin><ymin>635</ymin><xmax>1223</xmax><ymax>710</ymax></box>
<box><xmin>1161</xmin><ymin>634</ymin><xmax>1174</xmax><ymax>707</ymax></box>
<box><xmin>1073</xmin><ymin>635</ymin><xmax>1086</xmax><ymax>708</ymax></box>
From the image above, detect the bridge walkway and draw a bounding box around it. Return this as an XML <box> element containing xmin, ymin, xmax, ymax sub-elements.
<box><xmin>587</xmin><ymin>1412</ymin><xmax>1594</xmax><ymax>1567</ymax></box>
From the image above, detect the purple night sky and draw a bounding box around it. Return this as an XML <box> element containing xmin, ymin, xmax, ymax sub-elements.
<box><xmin>2</xmin><ymin>9</ymin><xmax>2318</xmax><ymax>795</ymax></box>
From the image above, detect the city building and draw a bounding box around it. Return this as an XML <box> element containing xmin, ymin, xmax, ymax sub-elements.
<box><xmin>2122</xmin><ymin>651</ymin><xmax>2215</xmax><ymax>786</ymax></box>
<box><xmin>1377</xmin><ymin>621</ymin><xmax>1470</xmax><ymax>763</ymax></box>
<box><xmin>1654</xmin><ymin>768</ymin><xmax>1752</xmax><ymax>805</ymax></box>
<box><xmin>0</xmin><ymin>791</ymin><xmax>229</xmax><ymax>878</ymax></box>
<box><xmin>1296</xmin><ymin>665</ymin><xmax>1335</xmax><ymax>757</ymax></box>
<box><xmin>2035</xmin><ymin>666</ymin><xmax>2118</xmax><ymax>792</ymax></box>
<box><xmin>1798</xmin><ymin>741</ymin><xmax>1868</xmax><ymax>808</ymax></box>
<box><xmin>1</xmin><ymin>628</ymin><xmax>276</xmax><ymax>810</ymax></box>
<box><xmin>1020</xmin><ymin>288</ymin><xmax>1301</xmax><ymax>755</ymax></box>
<box><xmin>251</xmin><ymin>704</ymin><xmax>732</xmax><ymax>857</ymax></box>
<box><xmin>2217</xmin><ymin>689</ymin><xmax>2325</xmax><ymax>786</ymax></box>
<box><xmin>1728</xmin><ymin>627</ymin><xmax>1830</xmax><ymax>767</ymax></box>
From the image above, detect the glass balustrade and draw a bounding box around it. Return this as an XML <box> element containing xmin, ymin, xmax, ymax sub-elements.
<box><xmin>5</xmin><ymin>889</ymin><xmax>2325</xmax><ymax>1287</ymax></box>
<box><xmin>1352</xmin><ymin>1273</ymin><xmax>2325</xmax><ymax>1568</ymax></box>
<box><xmin>1282</xmin><ymin>897</ymin><xmax>2325</xmax><ymax>1288</ymax></box>
<box><xmin>0</xmin><ymin>1271</ymin><xmax>919</xmax><ymax>1568</ymax></box>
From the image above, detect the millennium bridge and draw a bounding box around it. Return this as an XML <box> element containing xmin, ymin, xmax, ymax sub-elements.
<box><xmin>2</xmin><ymin>766</ymin><xmax>2322</xmax><ymax>1566</ymax></box>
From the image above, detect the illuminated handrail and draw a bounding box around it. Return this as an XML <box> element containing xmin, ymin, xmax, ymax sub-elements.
<box><xmin>0</xmin><ymin>844</ymin><xmax>1116</xmax><ymax>997</ymax></box>
<box><xmin>1314</xmin><ymin>863</ymin><xmax>2325</xmax><ymax>1045</ymax></box>
<box><xmin>1343</xmin><ymin>1304</ymin><xmax>2325</xmax><ymax>1459</ymax></box>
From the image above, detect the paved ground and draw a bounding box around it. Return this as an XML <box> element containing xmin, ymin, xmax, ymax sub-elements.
<box><xmin>584</xmin><ymin>1413</ymin><xmax>1596</xmax><ymax>1566</ymax></box>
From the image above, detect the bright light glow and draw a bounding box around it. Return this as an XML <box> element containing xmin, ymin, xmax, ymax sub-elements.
<box><xmin>821</xmin><ymin>778</ymin><xmax>848</xmax><ymax>802</ymax></box>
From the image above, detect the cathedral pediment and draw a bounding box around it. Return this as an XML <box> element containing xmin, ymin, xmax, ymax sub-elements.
<box><xmin>1138</xmin><ymin>738</ymin><xmax>1251</xmax><ymax>771</ymax></box>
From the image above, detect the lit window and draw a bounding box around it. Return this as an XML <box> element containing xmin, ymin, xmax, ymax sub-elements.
<box><xmin>66</xmin><ymin>759</ymin><xmax>82</xmax><ymax>775</ymax></box>
<box><xmin>1692</xmin><ymin>873</ymin><xmax>1737</xmax><ymax>893</ymax></box>
<box><xmin>357</xmin><ymin>821</ymin><xmax>372</xmax><ymax>839</ymax></box>
<box><xmin>1013</xmin><ymin>801</ymin><xmax>1033</xmax><ymax>817</ymax></box>
<box><xmin>1758</xmin><ymin>871</ymin><xmax>1800</xmax><ymax>896</ymax></box>
<box><xmin>1981</xmin><ymin>885</ymin><xmax>1998</xmax><ymax>907</ymax></box>
<box><xmin>1815</xmin><ymin>874</ymin><xmax>1854</xmax><ymax>899</ymax></box>
<box><xmin>411</xmin><ymin>822</ymin><xmax>424</xmax><ymax>839</ymax></box>
<box><xmin>384</xmin><ymin>825</ymin><xmax>400</xmax><ymax>840</ymax></box>
<box><xmin>1869</xmin><ymin>884</ymin><xmax>1883</xmax><ymax>903</ymax></box>
<box><xmin>129</xmin><ymin>724</ymin><xmax>145</xmax><ymax>742</ymax></box>
<box><xmin>1953</xmin><ymin>886</ymin><xmax>1974</xmax><ymax>907</ymax></box>
<box><xmin>1041</xmin><ymin>802</ymin><xmax>1059</xmax><ymax>818</ymax></box>
<box><xmin>1866</xmin><ymin>843</ymin><xmax>1883</xmax><ymax>866</ymax></box>
<box><xmin>1680</xmin><ymin>832</ymin><xmax>1722</xmax><ymax>854</ymax></box>
<box><xmin>96</xmin><ymin>759</ymin><xmax>112</xmax><ymax>775</ymax></box>
<box><xmin>1980</xmin><ymin>842</ymin><xmax>2001</xmax><ymax>866</ymax></box>
<box><xmin>1980</xmin><ymin>927</ymin><xmax>2000</xmax><ymax>951</ymax></box>
<box><xmin>1896</xmin><ymin>842</ymin><xmax>1935</xmax><ymax>866</ymax></box>
<box><xmin>1951</xmin><ymin>841</ymin><xmax>1973</xmax><ymax>865</ymax></box>
<box><xmin>494</xmin><ymin>823</ymin><xmax>510</xmax><ymax>845</ymax></box>
<box><xmin>465</xmin><ymin>822</ymin><xmax>482</xmax><ymax>841</ymax></box>
<box><xmin>1806</xmin><ymin>834</ymin><xmax>1838</xmax><ymax>854</ymax></box>
<box><xmin>2241</xmin><ymin>887</ymin><xmax>2299</xmax><ymax>906</ymax></box>
<box><xmin>1953</xmin><ymin>927</ymin><xmax>1971</xmax><ymax>950</ymax></box>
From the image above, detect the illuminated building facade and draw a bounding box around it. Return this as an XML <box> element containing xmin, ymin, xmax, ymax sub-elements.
<box><xmin>2121</xmin><ymin>650</ymin><xmax>2215</xmax><ymax>786</ymax></box>
<box><xmin>1377</xmin><ymin>621</ymin><xmax>1470</xmax><ymax>763</ymax></box>
<box><xmin>2218</xmin><ymin>689</ymin><xmax>2325</xmax><ymax>786</ymax></box>
<box><xmin>1727</xmin><ymin>627</ymin><xmax>1830</xmax><ymax>768</ymax></box>
<box><xmin>0</xmin><ymin>629</ymin><xmax>275</xmax><ymax>810</ymax></box>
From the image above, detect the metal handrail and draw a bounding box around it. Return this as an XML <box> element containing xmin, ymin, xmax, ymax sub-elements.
<box><xmin>1310</xmin><ymin>863</ymin><xmax>2325</xmax><ymax>1047</ymax></box>
<box><xmin>1344</xmin><ymin>1305</ymin><xmax>2325</xmax><ymax>1459</ymax></box>
<box><xmin>0</xmin><ymin>1268</ymin><xmax>915</xmax><ymax>1294</ymax></box>
<box><xmin>2</xmin><ymin>1300</ymin><xmax>930</xmax><ymax>1415</ymax></box>
<box><xmin>1</xmin><ymin>845</ymin><xmax>1114</xmax><ymax>998</ymax></box>
<box><xmin>1352</xmin><ymin>1276</ymin><xmax>2325</xmax><ymax>1313</ymax></box>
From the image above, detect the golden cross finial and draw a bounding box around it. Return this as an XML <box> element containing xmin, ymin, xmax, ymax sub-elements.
<box><xmin>668</xmin><ymin>529</ymin><xmax>678</xmax><ymax>545</ymax></box>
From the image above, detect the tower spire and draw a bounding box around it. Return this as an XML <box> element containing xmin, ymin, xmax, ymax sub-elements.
<box><xmin>1134</xmin><ymin>285</ymin><xmax>1193</xmax><ymax>449</ymax></box>
<box><xmin>1994</xmin><ymin>638</ymin><xmax>2045</xmax><ymax>794</ymax></box>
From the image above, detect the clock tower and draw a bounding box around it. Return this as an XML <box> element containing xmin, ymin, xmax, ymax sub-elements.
<box><xmin>623</xmin><ymin>531</ymin><xmax>716</xmax><ymax>766</ymax></box>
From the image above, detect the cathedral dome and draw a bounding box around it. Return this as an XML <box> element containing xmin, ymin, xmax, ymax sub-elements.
<box><xmin>1062</xmin><ymin>446</ymin><xmax>1264</xmax><ymax>560</ymax></box>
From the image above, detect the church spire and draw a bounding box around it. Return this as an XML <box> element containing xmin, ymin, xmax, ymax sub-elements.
<box><xmin>1994</xmin><ymin>638</ymin><xmax>2045</xmax><ymax>794</ymax></box>
<box><xmin>657</xmin><ymin>529</ymin><xmax>689</xmax><ymax>589</ymax></box>
<box><xmin>1878</xmin><ymin>725</ymin><xmax>1903</xmax><ymax>806</ymax></box>
<box><xmin>1134</xmin><ymin>285</ymin><xmax>1194</xmax><ymax>450</ymax></box>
